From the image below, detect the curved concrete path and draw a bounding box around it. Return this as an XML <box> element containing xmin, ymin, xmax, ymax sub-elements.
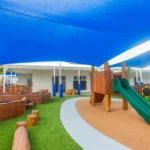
<box><xmin>60</xmin><ymin>97</ymin><xmax>131</xmax><ymax>150</ymax></box>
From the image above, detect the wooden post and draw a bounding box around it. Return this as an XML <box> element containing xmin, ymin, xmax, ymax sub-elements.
<box><xmin>90</xmin><ymin>66</ymin><xmax>95</xmax><ymax>104</ymax></box>
<box><xmin>105</xmin><ymin>95</ymin><xmax>110</xmax><ymax>112</ymax></box>
<box><xmin>91</xmin><ymin>66</ymin><xmax>95</xmax><ymax>92</ymax></box>
<box><xmin>104</xmin><ymin>62</ymin><xmax>109</xmax><ymax>70</ymax></box>
<box><xmin>16</xmin><ymin>121</ymin><xmax>28</xmax><ymax>129</ymax></box>
<box><xmin>27</xmin><ymin>114</ymin><xmax>37</xmax><ymax>126</ymax></box>
<box><xmin>122</xmin><ymin>62</ymin><xmax>128</xmax><ymax>110</ymax></box>
<box><xmin>109</xmin><ymin>98</ymin><xmax>111</xmax><ymax>105</ymax></box>
<box><xmin>32</xmin><ymin>110</ymin><xmax>39</xmax><ymax>120</ymax></box>
<box><xmin>123</xmin><ymin>100</ymin><xmax>128</xmax><ymax>110</ymax></box>
<box><xmin>104</xmin><ymin>62</ymin><xmax>111</xmax><ymax>111</ymax></box>
<box><xmin>91</xmin><ymin>92</ymin><xmax>95</xmax><ymax>106</ymax></box>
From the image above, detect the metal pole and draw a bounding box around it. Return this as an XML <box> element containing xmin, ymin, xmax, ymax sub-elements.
<box><xmin>59</xmin><ymin>62</ymin><xmax>63</xmax><ymax>98</ymax></box>
<box><xmin>78</xmin><ymin>70</ymin><xmax>81</xmax><ymax>95</ymax></box>
<box><xmin>59</xmin><ymin>62</ymin><xmax>62</xmax><ymax>84</ymax></box>
<box><xmin>54</xmin><ymin>67</ymin><xmax>56</xmax><ymax>84</ymax></box>
<box><xmin>3</xmin><ymin>67</ymin><xmax>7</xmax><ymax>93</ymax></box>
<box><xmin>15</xmin><ymin>73</ymin><xmax>17</xmax><ymax>85</ymax></box>
<box><xmin>140</xmin><ymin>69</ymin><xmax>143</xmax><ymax>84</ymax></box>
<box><xmin>11</xmin><ymin>71</ymin><xmax>12</xmax><ymax>86</ymax></box>
<box><xmin>53</xmin><ymin>67</ymin><xmax>56</xmax><ymax>96</ymax></box>
<box><xmin>136</xmin><ymin>70</ymin><xmax>138</xmax><ymax>86</ymax></box>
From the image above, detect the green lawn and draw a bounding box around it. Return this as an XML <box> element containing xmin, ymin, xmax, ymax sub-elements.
<box><xmin>0</xmin><ymin>95</ymin><xmax>89</xmax><ymax>150</ymax></box>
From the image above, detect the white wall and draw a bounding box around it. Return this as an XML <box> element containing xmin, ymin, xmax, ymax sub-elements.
<box><xmin>32</xmin><ymin>71</ymin><xmax>52</xmax><ymax>92</ymax></box>
<box><xmin>129</xmin><ymin>71</ymin><xmax>150</xmax><ymax>85</ymax></box>
<box><xmin>31</xmin><ymin>70</ymin><xmax>91</xmax><ymax>93</ymax></box>
<box><xmin>18</xmin><ymin>74</ymin><xmax>32</xmax><ymax>85</ymax></box>
<box><xmin>141</xmin><ymin>72</ymin><xmax>150</xmax><ymax>84</ymax></box>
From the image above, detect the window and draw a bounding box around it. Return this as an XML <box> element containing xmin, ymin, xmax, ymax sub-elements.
<box><xmin>83</xmin><ymin>76</ymin><xmax>86</xmax><ymax>80</ymax></box>
<box><xmin>73</xmin><ymin>76</ymin><xmax>87</xmax><ymax>90</ymax></box>
<box><xmin>74</xmin><ymin>76</ymin><xmax>78</xmax><ymax>80</ymax></box>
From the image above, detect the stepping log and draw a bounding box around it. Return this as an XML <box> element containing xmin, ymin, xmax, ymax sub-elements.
<box><xmin>32</xmin><ymin>110</ymin><xmax>39</xmax><ymax>120</ymax></box>
<box><xmin>16</xmin><ymin>121</ymin><xmax>28</xmax><ymax>129</ymax></box>
<box><xmin>27</xmin><ymin>114</ymin><xmax>37</xmax><ymax>126</ymax></box>
<box><xmin>12</xmin><ymin>126</ymin><xmax>30</xmax><ymax>150</ymax></box>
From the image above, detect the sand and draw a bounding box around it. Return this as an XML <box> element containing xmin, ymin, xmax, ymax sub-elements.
<box><xmin>76</xmin><ymin>99</ymin><xmax>150</xmax><ymax>150</ymax></box>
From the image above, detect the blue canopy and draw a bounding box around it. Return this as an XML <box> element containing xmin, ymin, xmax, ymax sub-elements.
<box><xmin>0</xmin><ymin>1</ymin><xmax>150</xmax><ymax>66</ymax></box>
<box><xmin>110</xmin><ymin>50</ymin><xmax>150</xmax><ymax>68</ymax></box>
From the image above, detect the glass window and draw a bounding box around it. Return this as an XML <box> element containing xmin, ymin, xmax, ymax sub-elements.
<box><xmin>83</xmin><ymin>76</ymin><xmax>86</xmax><ymax>80</ymax></box>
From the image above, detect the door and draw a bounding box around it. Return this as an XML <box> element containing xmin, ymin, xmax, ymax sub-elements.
<box><xmin>27</xmin><ymin>79</ymin><xmax>32</xmax><ymax>86</ymax></box>
<box><xmin>52</xmin><ymin>76</ymin><xmax>66</xmax><ymax>93</ymax></box>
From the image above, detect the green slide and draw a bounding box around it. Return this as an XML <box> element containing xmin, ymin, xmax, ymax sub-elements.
<box><xmin>113</xmin><ymin>78</ymin><xmax>150</xmax><ymax>124</ymax></box>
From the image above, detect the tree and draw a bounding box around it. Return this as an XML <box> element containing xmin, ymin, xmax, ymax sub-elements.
<box><xmin>0</xmin><ymin>66</ymin><xmax>3</xmax><ymax>75</ymax></box>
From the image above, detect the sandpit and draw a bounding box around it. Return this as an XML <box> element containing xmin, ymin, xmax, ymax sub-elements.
<box><xmin>76</xmin><ymin>99</ymin><xmax>150</xmax><ymax>150</ymax></box>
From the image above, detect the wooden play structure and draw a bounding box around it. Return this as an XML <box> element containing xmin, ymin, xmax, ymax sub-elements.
<box><xmin>90</xmin><ymin>62</ymin><xmax>128</xmax><ymax>111</ymax></box>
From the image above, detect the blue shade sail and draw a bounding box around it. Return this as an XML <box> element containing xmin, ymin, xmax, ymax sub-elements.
<box><xmin>0</xmin><ymin>0</ymin><xmax>150</xmax><ymax>66</ymax></box>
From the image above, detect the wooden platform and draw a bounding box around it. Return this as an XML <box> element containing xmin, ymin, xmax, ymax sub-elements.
<box><xmin>26</xmin><ymin>102</ymin><xmax>34</xmax><ymax>109</ymax></box>
<box><xmin>0</xmin><ymin>93</ymin><xmax>51</xmax><ymax>104</ymax></box>
<box><xmin>0</xmin><ymin>97</ymin><xmax>26</xmax><ymax>122</ymax></box>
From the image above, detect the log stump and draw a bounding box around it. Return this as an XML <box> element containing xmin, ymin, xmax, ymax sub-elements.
<box><xmin>27</xmin><ymin>114</ymin><xmax>37</xmax><ymax>126</ymax></box>
<box><xmin>16</xmin><ymin>121</ymin><xmax>28</xmax><ymax>129</ymax></box>
<box><xmin>12</xmin><ymin>126</ymin><xmax>30</xmax><ymax>150</ymax></box>
<box><xmin>32</xmin><ymin>110</ymin><xmax>39</xmax><ymax>120</ymax></box>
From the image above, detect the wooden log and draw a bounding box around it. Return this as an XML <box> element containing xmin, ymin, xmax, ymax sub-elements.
<box><xmin>27</xmin><ymin>114</ymin><xmax>37</xmax><ymax>126</ymax></box>
<box><xmin>12</xmin><ymin>126</ymin><xmax>30</xmax><ymax>150</ymax></box>
<box><xmin>32</xmin><ymin>110</ymin><xmax>39</xmax><ymax>120</ymax></box>
<box><xmin>123</xmin><ymin>99</ymin><xmax>128</xmax><ymax>110</ymax></box>
<box><xmin>105</xmin><ymin>95</ymin><xmax>110</xmax><ymax>112</ymax></box>
<box><xmin>16</xmin><ymin>121</ymin><xmax>28</xmax><ymax>129</ymax></box>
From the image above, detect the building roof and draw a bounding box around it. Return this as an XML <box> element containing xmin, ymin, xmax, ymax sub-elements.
<box><xmin>5</xmin><ymin>61</ymin><xmax>97</xmax><ymax>74</ymax></box>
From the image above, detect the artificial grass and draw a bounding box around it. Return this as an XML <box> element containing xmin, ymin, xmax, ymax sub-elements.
<box><xmin>0</xmin><ymin>95</ymin><xmax>89</xmax><ymax>150</ymax></box>
<box><xmin>111</xmin><ymin>95</ymin><xmax>122</xmax><ymax>99</ymax></box>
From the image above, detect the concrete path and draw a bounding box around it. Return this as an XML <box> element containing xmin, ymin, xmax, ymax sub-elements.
<box><xmin>60</xmin><ymin>97</ymin><xmax>131</xmax><ymax>150</ymax></box>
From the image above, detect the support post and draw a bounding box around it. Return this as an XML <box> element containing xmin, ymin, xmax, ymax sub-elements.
<box><xmin>15</xmin><ymin>73</ymin><xmax>17</xmax><ymax>86</ymax></box>
<box><xmin>59</xmin><ymin>62</ymin><xmax>63</xmax><ymax>98</ymax></box>
<box><xmin>122</xmin><ymin>62</ymin><xmax>128</xmax><ymax>110</ymax></box>
<box><xmin>53</xmin><ymin>67</ymin><xmax>56</xmax><ymax>96</ymax></box>
<box><xmin>11</xmin><ymin>71</ymin><xmax>13</xmax><ymax>86</ymax></box>
<box><xmin>90</xmin><ymin>66</ymin><xmax>95</xmax><ymax>104</ymax></box>
<box><xmin>78</xmin><ymin>70</ymin><xmax>81</xmax><ymax>95</ymax></box>
<box><xmin>135</xmin><ymin>70</ymin><xmax>139</xmax><ymax>86</ymax></box>
<box><xmin>140</xmin><ymin>69</ymin><xmax>143</xmax><ymax>85</ymax></box>
<box><xmin>105</xmin><ymin>95</ymin><xmax>110</xmax><ymax>112</ymax></box>
<box><xmin>104</xmin><ymin>62</ymin><xmax>111</xmax><ymax>111</ymax></box>
<box><xmin>3</xmin><ymin>67</ymin><xmax>7</xmax><ymax>93</ymax></box>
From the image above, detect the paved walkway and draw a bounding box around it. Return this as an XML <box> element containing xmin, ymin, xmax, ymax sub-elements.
<box><xmin>60</xmin><ymin>97</ymin><xmax>131</xmax><ymax>150</ymax></box>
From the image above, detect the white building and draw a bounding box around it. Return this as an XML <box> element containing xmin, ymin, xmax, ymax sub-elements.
<box><xmin>4</xmin><ymin>62</ymin><xmax>98</xmax><ymax>94</ymax></box>
<box><xmin>110</xmin><ymin>67</ymin><xmax>150</xmax><ymax>86</ymax></box>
